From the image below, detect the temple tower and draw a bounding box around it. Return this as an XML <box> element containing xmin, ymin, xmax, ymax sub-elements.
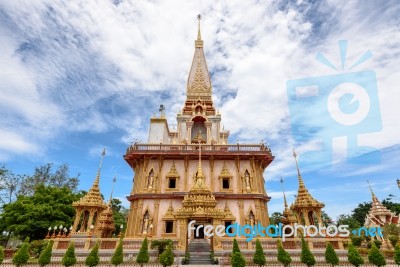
<box><xmin>290</xmin><ymin>150</ymin><xmax>325</xmax><ymax>226</ymax></box>
<box><xmin>124</xmin><ymin>16</ymin><xmax>274</xmax><ymax>251</ymax></box>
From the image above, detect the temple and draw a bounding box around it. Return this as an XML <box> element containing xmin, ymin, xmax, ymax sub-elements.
<box><xmin>124</xmin><ymin>15</ymin><xmax>274</xmax><ymax>251</ymax></box>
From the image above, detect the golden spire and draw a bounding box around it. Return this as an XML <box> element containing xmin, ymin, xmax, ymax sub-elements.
<box><xmin>197</xmin><ymin>139</ymin><xmax>204</xmax><ymax>178</ymax></box>
<box><xmin>195</xmin><ymin>14</ymin><xmax>203</xmax><ymax>48</ymax></box>
<box><xmin>93</xmin><ymin>148</ymin><xmax>106</xmax><ymax>187</ymax></box>
<box><xmin>293</xmin><ymin>149</ymin><xmax>305</xmax><ymax>189</ymax></box>
<box><xmin>367</xmin><ymin>180</ymin><xmax>379</xmax><ymax>203</ymax></box>
<box><xmin>108</xmin><ymin>176</ymin><xmax>116</xmax><ymax>204</ymax></box>
<box><xmin>280</xmin><ymin>177</ymin><xmax>288</xmax><ymax>208</ymax></box>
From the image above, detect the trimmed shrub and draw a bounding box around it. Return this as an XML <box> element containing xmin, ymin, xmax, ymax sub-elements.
<box><xmin>325</xmin><ymin>242</ymin><xmax>339</xmax><ymax>267</ymax></box>
<box><xmin>388</xmin><ymin>235</ymin><xmax>399</xmax><ymax>248</ymax></box>
<box><xmin>29</xmin><ymin>240</ymin><xmax>48</xmax><ymax>258</ymax></box>
<box><xmin>181</xmin><ymin>251</ymin><xmax>190</xmax><ymax>265</ymax></box>
<box><xmin>300</xmin><ymin>236</ymin><xmax>316</xmax><ymax>267</ymax></box>
<box><xmin>350</xmin><ymin>236</ymin><xmax>363</xmax><ymax>247</ymax></box>
<box><xmin>85</xmin><ymin>242</ymin><xmax>100</xmax><ymax>267</ymax></box>
<box><xmin>368</xmin><ymin>242</ymin><xmax>386</xmax><ymax>267</ymax></box>
<box><xmin>0</xmin><ymin>246</ymin><xmax>4</xmax><ymax>264</ymax></box>
<box><xmin>232</xmin><ymin>238</ymin><xmax>241</xmax><ymax>254</ymax></box>
<box><xmin>210</xmin><ymin>250</ymin><xmax>218</xmax><ymax>265</ymax></box>
<box><xmin>12</xmin><ymin>237</ymin><xmax>30</xmax><ymax>267</ymax></box>
<box><xmin>367</xmin><ymin>239</ymin><xmax>382</xmax><ymax>249</ymax></box>
<box><xmin>231</xmin><ymin>251</ymin><xmax>245</xmax><ymax>267</ymax></box>
<box><xmin>277</xmin><ymin>239</ymin><xmax>291</xmax><ymax>267</ymax></box>
<box><xmin>136</xmin><ymin>237</ymin><xmax>149</xmax><ymax>266</ymax></box>
<box><xmin>111</xmin><ymin>238</ymin><xmax>124</xmax><ymax>266</ymax></box>
<box><xmin>151</xmin><ymin>239</ymin><xmax>172</xmax><ymax>256</ymax></box>
<box><xmin>38</xmin><ymin>240</ymin><xmax>53</xmax><ymax>267</ymax></box>
<box><xmin>159</xmin><ymin>244</ymin><xmax>174</xmax><ymax>267</ymax></box>
<box><xmin>253</xmin><ymin>239</ymin><xmax>266</xmax><ymax>266</ymax></box>
<box><xmin>62</xmin><ymin>242</ymin><xmax>77</xmax><ymax>267</ymax></box>
<box><xmin>394</xmin><ymin>244</ymin><xmax>400</xmax><ymax>265</ymax></box>
<box><xmin>348</xmin><ymin>243</ymin><xmax>364</xmax><ymax>267</ymax></box>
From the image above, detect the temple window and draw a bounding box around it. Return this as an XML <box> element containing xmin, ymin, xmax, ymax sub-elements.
<box><xmin>225</xmin><ymin>221</ymin><xmax>233</xmax><ymax>234</ymax></box>
<box><xmin>165</xmin><ymin>221</ymin><xmax>174</xmax><ymax>233</ymax></box>
<box><xmin>169</xmin><ymin>178</ymin><xmax>176</xmax><ymax>189</ymax></box>
<box><xmin>222</xmin><ymin>178</ymin><xmax>230</xmax><ymax>189</ymax></box>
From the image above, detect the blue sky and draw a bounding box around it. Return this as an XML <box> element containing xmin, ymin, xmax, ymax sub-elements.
<box><xmin>0</xmin><ymin>0</ymin><xmax>399</xmax><ymax>220</ymax></box>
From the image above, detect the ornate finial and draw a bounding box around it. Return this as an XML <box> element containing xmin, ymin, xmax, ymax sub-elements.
<box><xmin>108</xmin><ymin>176</ymin><xmax>116</xmax><ymax>204</ymax></box>
<box><xmin>197</xmin><ymin>139</ymin><xmax>204</xmax><ymax>178</ymax></box>
<box><xmin>367</xmin><ymin>180</ymin><xmax>379</xmax><ymax>202</ymax></box>
<box><xmin>280</xmin><ymin>177</ymin><xmax>288</xmax><ymax>208</ymax></box>
<box><xmin>293</xmin><ymin>149</ymin><xmax>305</xmax><ymax>188</ymax></box>
<box><xmin>94</xmin><ymin>148</ymin><xmax>106</xmax><ymax>187</ymax></box>
<box><xmin>195</xmin><ymin>14</ymin><xmax>203</xmax><ymax>48</ymax></box>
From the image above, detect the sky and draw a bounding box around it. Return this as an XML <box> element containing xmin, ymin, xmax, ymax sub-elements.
<box><xmin>0</xmin><ymin>0</ymin><xmax>399</xmax><ymax>220</ymax></box>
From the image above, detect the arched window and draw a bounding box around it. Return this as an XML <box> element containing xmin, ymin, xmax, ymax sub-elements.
<box><xmin>191</xmin><ymin>116</ymin><xmax>207</xmax><ymax>143</ymax></box>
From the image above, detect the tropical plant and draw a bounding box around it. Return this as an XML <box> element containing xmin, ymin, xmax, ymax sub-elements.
<box><xmin>253</xmin><ymin>239</ymin><xmax>266</xmax><ymax>266</ymax></box>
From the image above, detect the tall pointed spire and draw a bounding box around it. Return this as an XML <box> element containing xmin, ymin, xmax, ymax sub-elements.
<box><xmin>280</xmin><ymin>177</ymin><xmax>288</xmax><ymax>208</ymax></box>
<box><xmin>186</xmin><ymin>14</ymin><xmax>212</xmax><ymax>101</ymax></box>
<box><xmin>367</xmin><ymin>180</ymin><xmax>379</xmax><ymax>203</ymax></box>
<box><xmin>293</xmin><ymin>149</ymin><xmax>305</xmax><ymax>189</ymax></box>
<box><xmin>108</xmin><ymin>176</ymin><xmax>116</xmax><ymax>204</ymax></box>
<box><xmin>93</xmin><ymin>148</ymin><xmax>106</xmax><ymax>188</ymax></box>
<box><xmin>197</xmin><ymin>139</ymin><xmax>204</xmax><ymax>178</ymax></box>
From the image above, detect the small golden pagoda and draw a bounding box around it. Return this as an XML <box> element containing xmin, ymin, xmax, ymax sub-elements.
<box><xmin>290</xmin><ymin>150</ymin><xmax>325</xmax><ymax>226</ymax></box>
<box><xmin>98</xmin><ymin>177</ymin><xmax>117</xmax><ymax>237</ymax></box>
<box><xmin>365</xmin><ymin>182</ymin><xmax>399</xmax><ymax>228</ymax></box>
<box><xmin>71</xmin><ymin>149</ymin><xmax>114</xmax><ymax>237</ymax></box>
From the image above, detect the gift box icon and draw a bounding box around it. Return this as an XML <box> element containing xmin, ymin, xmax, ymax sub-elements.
<box><xmin>286</xmin><ymin>40</ymin><xmax>382</xmax><ymax>166</ymax></box>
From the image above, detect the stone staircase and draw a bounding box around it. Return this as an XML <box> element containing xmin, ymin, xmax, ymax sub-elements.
<box><xmin>188</xmin><ymin>239</ymin><xmax>212</xmax><ymax>265</ymax></box>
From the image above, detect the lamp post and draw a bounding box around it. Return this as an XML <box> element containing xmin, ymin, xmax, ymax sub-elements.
<box><xmin>63</xmin><ymin>227</ymin><xmax>67</xmax><ymax>238</ymax></box>
<box><xmin>68</xmin><ymin>226</ymin><xmax>72</xmax><ymax>238</ymax></box>
<box><xmin>88</xmin><ymin>224</ymin><xmax>94</xmax><ymax>237</ymax></box>
<box><xmin>51</xmin><ymin>226</ymin><xmax>57</xmax><ymax>238</ymax></box>
<box><xmin>57</xmin><ymin>225</ymin><xmax>63</xmax><ymax>238</ymax></box>
<box><xmin>118</xmin><ymin>225</ymin><xmax>124</xmax><ymax>238</ymax></box>
<box><xmin>45</xmin><ymin>227</ymin><xmax>51</xmax><ymax>239</ymax></box>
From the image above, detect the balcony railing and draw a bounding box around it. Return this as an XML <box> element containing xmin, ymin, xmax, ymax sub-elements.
<box><xmin>125</xmin><ymin>143</ymin><xmax>272</xmax><ymax>155</ymax></box>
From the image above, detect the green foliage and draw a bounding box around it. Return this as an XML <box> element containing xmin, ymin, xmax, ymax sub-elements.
<box><xmin>269</xmin><ymin>212</ymin><xmax>284</xmax><ymax>225</ymax></box>
<box><xmin>62</xmin><ymin>242</ymin><xmax>77</xmax><ymax>267</ymax></box>
<box><xmin>352</xmin><ymin>202</ymin><xmax>372</xmax><ymax>226</ymax></box>
<box><xmin>12</xmin><ymin>237</ymin><xmax>30</xmax><ymax>267</ymax></box>
<box><xmin>300</xmin><ymin>236</ymin><xmax>316</xmax><ymax>267</ymax></box>
<box><xmin>382</xmin><ymin>199</ymin><xmax>400</xmax><ymax>215</ymax></box>
<box><xmin>388</xmin><ymin>235</ymin><xmax>399</xmax><ymax>248</ymax></box>
<box><xmin>30</xmin><ymin>240</ymin><xmax>48</xmax><ymax>258</ymax></box>
<box><xmin>38</xmin><ymin>240</ymin><xmax>53</xmax><ymax>267</ymax></box>
<box><xmin>253</xmin><ymin>239</ymin><xmax>266</xmax><ymax>266</ymax></box>
<box><xmin>394</xmin><ymin>244</ymin><xmax>400</xmax><ymax>265</ymax></box>
<box><xmin>1</xmin><ymin>185</ymin><xmax>82</xmax><ymax>240</ymax></box>
<box><xmin>136</xmin><ymin>238</ymin><xmax>149</xmax><ymax>266</ymax></box>
<box><xmin>111</xmin><ymin>199</ymin><xmax>128</xmax><ymax>236</ymax></box>
<box><xmin>368</xmin><ymin>242</ymin><xmax>386</xmax><ymax>267</ymax></box>
<box><xmin>0</xmin><ymin>246</ymin><xmax>4</xmax><ymax>264</ymax></box>
<box><xmin>111</xmin><ymin>238</ymin><xmax>124</xmax><ymax>266</ymax></box>
<box><xmin>232</xmin><ymin>238</ymin><xmax>241</xmax><ymax>254</ymax></box>
<box><xmin>210</xmin><ymin>250</ymin><xmax>218</xmax><ymax>265</ymax></box>
<box><xmin>231</xmin><ymin>251</ymin><xmax>245</xmax><ymax>267</ymax></box>
<box><xmin>181</xmin><ymin>251</ymin><xmax>190</xmax><ymax>265</ymax></box>
<box><xmin>325</xmin><ymin>242</ymin><xmax>339</xmax><ymax>266</ymax></box>
<box><xmin>383</xmin><ymin>224</ymin><xmax>400</xmax><ymax>237</ymax></box>
<box><xmin>336</xmin><ymin>214</ymin><xmax>361</xmax><ymax>231</ymax></box>
<box><xmin>350</xmin><ymin>236</ymin><xmax>363</xmax><ymax>247</ymax></box>
<box><xmin>151</xmin><ymin>239</ymin><xmax>172</xmax><ymax>256</ymax></box>
<box><xmin>85</xmin><ymin>242</ymin><xmax>100</xmax><ymax>267</ymax></box>
<box><xmin>347</xmin><ymin>243</ymin><xmax>364</xmax><ymax>267</ymax></box>
<box><xmin>159</xmin><ymin>244</ymin><xmax>174</xmax><ymax>267</ymax></box>
<box><xmin>277</xmin><ymin>239</ymin><xmax>291</xmax><ymax>267</ymax></box>
<box><xmin>367</xmin><ymin>239</ymin><xmax>382</xmax><ymax>249</ymax></box>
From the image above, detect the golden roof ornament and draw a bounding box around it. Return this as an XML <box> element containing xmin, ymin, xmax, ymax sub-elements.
<box><xmin>219</xmin><ymin>162</ymin><xmax>232</xmax><ymax>178</ymax></box>
<box><xmin>166</xmin><ymin>161</ymin><xmax>179</xmax><ymax>178</ymax></box>
<box><xmin>280</xmin><ymin>177</ymin><xmax>297</xmax><ymax>225</ymax></box>
<box><xmin>291</xmin><ymin>149</ymin><xmax>324</xmax><ymax>210</ymax></box>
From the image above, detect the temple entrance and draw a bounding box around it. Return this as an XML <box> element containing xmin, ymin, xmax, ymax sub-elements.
<box><xmin>194</xmin><ymin>224</ymin><xmax>204</xmax><ymax>239</ymax></box>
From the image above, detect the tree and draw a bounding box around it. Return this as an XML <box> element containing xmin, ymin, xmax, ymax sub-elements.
<box><xmin>347</xmin><ymin>243</ymin><xmax>364</xmax><ymax>267</ymax></box>
<box><xmin>321</xmin><ymin>211</ymin><xmax>333</xmax><ymax>226</ymax></box>
<box><xmin>62</xmin><ymin>242</ymin><xmax>77</xmax><ymax>267</ymax></box>
<box><xmin>382</xmin><ymin>198</ymin><xmax>400</xmax><ymax>215</ymax></box>
<box><xmin>269</xmin><ymin>212</ymin><xmax>284</xmax><ymax>225</ymax></box>
<box><xmin>232</xmin><ymin>238</ymin><xmax>241</xmax><ymax>254</ymax></box>
<box><xmin>394</xmin><ymin>244</ymin><xmax>400</xmax><ymax>265</ymax></box>
<box><xmin>18</xmin><ymin>163</ymin><xmax>79</xmax><ymax>196</ymax></box>
<box><xmin>136</xmin><ymin>237</ymin><xmax>149</xmax><ymax>266</ymax></box>
<box><xmin>336</xmin><ymin>214</ymin><xmax>361</xmax><ymax>231</ymax></box>
<box><xmin>232</xmin><ymin>252</ymin><xmax>246</xmax><ymax>267</ymax></box>
<box><xmin>383</xmin><ymin>224</ymin><xmax>400</xmax><ymax>237</ymax></box>
<box><xmin>12</xmin><ymin>237</ymin><xmax>30</xmax><ymax>267</ymax></box>
<box><xmin>0</xmin><ymin>166</ymin><xmax>25</xmax><ymax>205</ymax></box>
<box><xmin>0</xmin><ymin>245</ymin><xmax>4</xmax><ymax>264</ymax></box>
<box><xmin>111</xmin><ymin>238</ymin><xmax>124</xmax><ymax>266</ymax></box>
<box><xmin>159</xmin><ymin>244</ymin><xmax>174</xmax><ymax>267</ymax></box>
<box><xmin>38</xmin><ymin>240</ymin><xmax>53</xmax><ymax>267</ymax></box>
<box><xmin>277</xmin><ymin>239</ymin><xmax>291</xmax><ymax>267</ymax></box>
<box><xmin>352</xmin><ymin>202</ymin><xmax>372</xmax><ymax>225</ymax></box>
<box><xmin>300</xmin><ymin>236</ymin><xmax>316</xmax><ymax>267</ymax></box>
<box><xmin>111</xmin><ymin>199</ymin><xmax>128</xmax><ymax>236</ymax></box>
<box><xmin>388</xmin><ymin>235</ymin><xmax>399</xmax><ymax>248</ymax></box>
<box><xmin>253</xmin><ymin>239</ymin><xmax>266</xmax><ymax>266</ymax></box>
<box><xmin>1</xmin><ymin>185</ymin><xmax>82</xmax><ymax>240</ymax></box>
<box><xmin>85</xmin><ymin>242</ymin><xmax>100</xmax><ymax>267</ymax></box>
<box><xmin>368</xmin><ymin>242</ymin><xmax>386</xmax><ymax>267</ymax></box>
<box><xmin>325</xmin><ymin>242</ymin><xmax>339</xmax><ymax>267</ymax></box>
<box><xmin>151</xmin><ymin>239</ymin><xmax>172</xmax><ymax>256</ymax></box>
<box><xmin>350</xmin><ymin>236</ymin><xmax>363</xmax><ymax>247</ymax></box>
